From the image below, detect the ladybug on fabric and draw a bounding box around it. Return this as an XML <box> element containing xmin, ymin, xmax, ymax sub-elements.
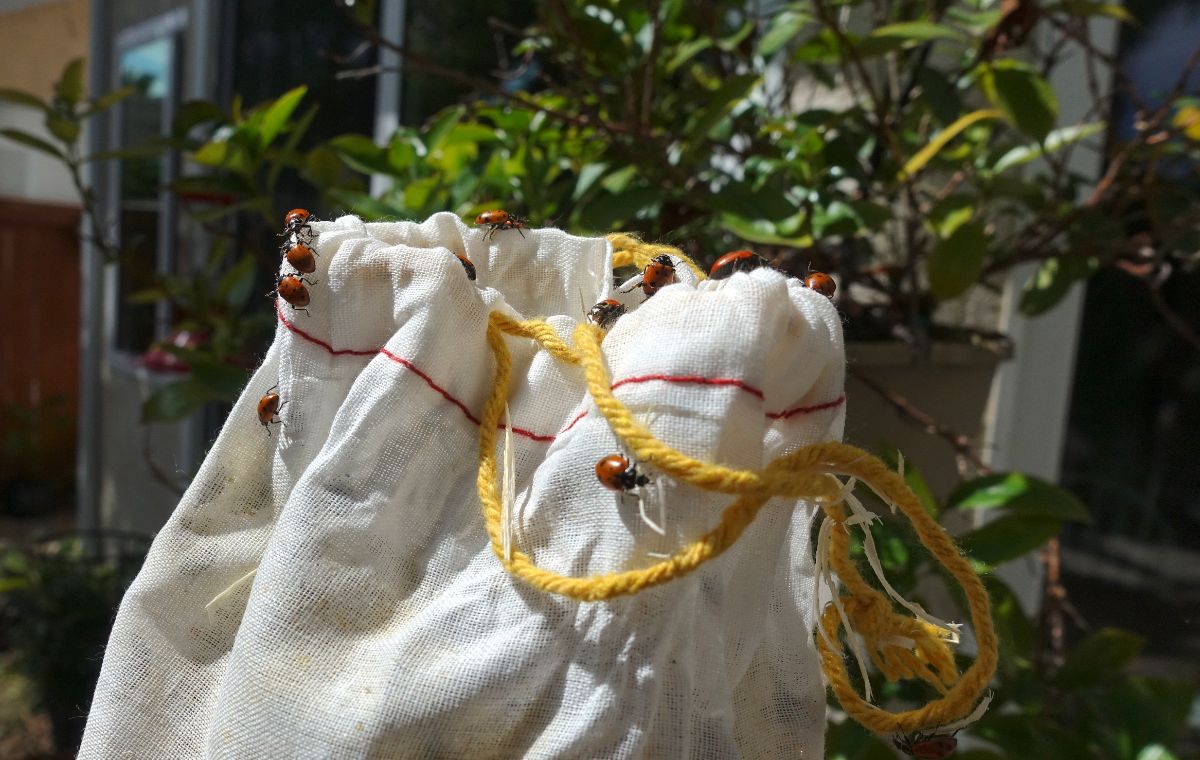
<box><xmin>892</xmin><ymin>732</ymin><xmax>957</xmax><ymax>759</ymax></box>
<box><xmin>256</xmin><ymin>385</ymin><xmax>287</xmax><ymax>433</ymax></box>
<box><xmin>804</xmin><ymin>271</ymin><xmax>836</xmax><ymax>299</ymax></box>
<box><xmin>454</xmin><ymin>252</ymin><xmax>477</xmax><ymax>281</ymax></box>
<box><xmin>596</xmin><ymin>454</ymin><xmax>650</xmax><ymax>492</ymax></box>
<box><xmin>710</xmin><ymin>249</ymin><xmax>769</xmax><ymax>280</ymax></box>
<box><xmin>622</xmin><ymin>253</ymin><xmax>677</xmax><ymax>297</ymax></box>
<box><xmin>282</xmin><ymin>208</ymin><xmax>316</xmax><ymax>239</ymax></box>
<box><xmin>586</xmin><ymin>299</ymin><xmax>626</xmax><ymax>330</ymax></box>
<box><xmin>475</xmin><ymin>209</ymin><xmax>528</xmax><ymax>239</ymax></box>
<box><xmin>284</xmin><ymin>243</ymin><xmax>317</xmax><ymax>274</ymax></box>
<box><xmin>274</xmin><ymin>274</ymin><xmax>316</xmax><ymax>316</ymax></box>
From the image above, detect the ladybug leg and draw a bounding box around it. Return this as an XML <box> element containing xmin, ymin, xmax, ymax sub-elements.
<box><xmin>294</xmin><ymin>307</ymin><xmax>310</xmax><ymax>317</ymax></box>
<box><xmin>515</xmin><ymin>225</ymin><xmax>526</xmax><ymax>238</ymax></box>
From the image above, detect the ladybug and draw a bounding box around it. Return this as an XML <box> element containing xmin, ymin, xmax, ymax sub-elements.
<box><xmin>892</xmin><ymin>732</ymin><xmax>957</xmax><ymax>759</ymax></box>
<box><xmin>454</xmin><ymin>252</ymin><xmax>477</xmax><ymax>281</ymax></box>
<box><xmin>274</xmin><ymin>274</ymin><xmax>316</xmax><ymax>316</ymax></box>
<box><xmin>475</xmin><ymin>209</ymin><xmax>528</xmax><ymax>239</ymax></box>
<box><xmin>621</xmin><ymin>253</ymin><xmax>676</xmax><ymax>297</ymax></box>
<box><xmin>284</xmin><ymin>243</ymin><xmax>317</xmax><ymax>274</ymax></box>
<box><xmin>282</xmin><ymin>208</ymin><xmax>316</xmax><ymax>239</ymax></box>
<box><xmin>804</xmin><ymin>271</ymin><xmax>836</xmax><ymax>299</ymax></box>
<box><xmin>595</xmin><ymin>454</ymin><xmax>650</xmax><ymax>492</ymax></box>
<box><xmin>710</xmin><ymin>249</ymin><xmax>769</xmax><ymax>280</ymax></box>
<box><xmin>586</xmin><ymin>299</ymin><xmax>626</xmax><ymax>330</ymax></box>
<box><xmin>256</xmin><ymin>385</ymin><xmax>287</xmax><ymax>432</ymax></box>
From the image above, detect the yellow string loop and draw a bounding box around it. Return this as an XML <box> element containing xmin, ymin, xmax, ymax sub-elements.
<box><xmin>606</xmin><ymin>232</ymin><xmax>708</xmax><ymax>281</ymax></box>
<box><xmin>476</xmin><ymin>271</ymin><xmax>997</xmax><ymax>737</ymax></box>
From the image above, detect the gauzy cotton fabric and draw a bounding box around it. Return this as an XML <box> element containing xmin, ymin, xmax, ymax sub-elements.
<box><xmin>80</xmin><ymin>213</ymin><xmax>846</xmax><ymax>759</ymax></box>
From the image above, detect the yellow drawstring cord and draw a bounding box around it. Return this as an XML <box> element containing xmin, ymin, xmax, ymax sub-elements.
<box><xmin>475</xmin><ymin>236</ymin><xmax>997</xmax><ymax>737</ymax></box>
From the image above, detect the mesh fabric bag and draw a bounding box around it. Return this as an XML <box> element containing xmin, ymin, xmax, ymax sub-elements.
<box><xmin>80</xmin><ymin>213</ymin><xmax>847</xmax><ymax>759</ymax></box>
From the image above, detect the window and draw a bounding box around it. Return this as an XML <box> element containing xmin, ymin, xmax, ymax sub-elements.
<box><xmin>111</xmin><ymin>10</ymin><xmax>186</xmax><ymax>354</ymax></box>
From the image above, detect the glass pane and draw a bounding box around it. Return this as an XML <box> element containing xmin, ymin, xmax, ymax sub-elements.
<box><xmin>116</xmin><ymin>37</ymin><xmax>173</xmax><ymax>353</ymax></box>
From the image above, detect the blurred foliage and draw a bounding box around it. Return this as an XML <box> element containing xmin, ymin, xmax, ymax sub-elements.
<box><xmin>0</xmin><ymin>397</ymin><xmax>74</xmax><ymax>517</ymax></box>
<box><xmin>0</xmin><ymin>533</ymin><xmax>149</xmax><ymax>753</ymax></box>
<box><xmin>827</xmin><ymin>460</ymin><xmax>1196</xmax><ymax>758</ymax></box>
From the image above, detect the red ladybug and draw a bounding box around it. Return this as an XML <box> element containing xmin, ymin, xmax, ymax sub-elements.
<box><xmin>284</xmin><ymin>243</ymin><xmax>317</xmax><ymax>274</ymax></box>
<box><xmin>893</xmin><ymin>733</ymin><xmax>957</xmax><ymax>759</ymax></box>
<box><xmin>595</xmin><ymin>454</ymin><xmax>650</xmax><ymax>492</ymax></box>
<box><xmin>256</xmin><ymin>385</ymin><xmax>287</xmax><ymax>433</ymax></box>
<box><xmin>804</xmin><ymin>271</ymin><xmax>836</xmax><ymax>298</ymax></box>
<box><xmin>710</xmin><ymin>249</ymin><xmax>769</xmax><ymax>280</ymax></box>
<box><xmin>622</xmin><ymin>254</ymin><xmax>676</xmax><ymax>297</ymax></box>
<box><xmin>586</xmin><ymin>299</ymin><xmax>626</xmax><ymax>330</ymax></box>
<box><xmin>274</xmin><ymin>274</ymin><xmax>316</xmax><ymax>316</ymax></box>
<box><xmin>282</xmin><ymin>208</ymin><xmax>316</xmax><ymax>239</ymax></box>
<box><xmin>475</xmin><ymin>209</ymin><xmax>528</xmax><ymax>239</ymax></box>
<box><xmin>454</xmin><ymin>253</ymin><xmax>477</xmax><ymax>281</ymax></box>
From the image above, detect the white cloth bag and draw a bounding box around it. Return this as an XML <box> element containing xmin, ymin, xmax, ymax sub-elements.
<box><xmin>80</xmin><ymin>213</ymin><xmax>847</xmax><ymax>759</ymax></box>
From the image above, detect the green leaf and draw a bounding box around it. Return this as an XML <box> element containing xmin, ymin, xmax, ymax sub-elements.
<box><xmin>688</xmin><ymin>74</ymin><xmax>760</xmax><ymax>138</ymax></box>
<box><xmin>45</xmin><ymin>114</ymin><xmax>80</xmax><ymax>143</ymax></box>
<box><xmin>948</xmin><ymin>472</ymin><xmax>1091</xmax><ymax>522</ymax></box>
<box><xmin>573</xmin><ymin>162</ymin><xmax>609</xmax><ymax>201</ymax></box>
<box><xmin>991</xmin><ymin>122</ymin><xmax>1105</xmax><ymax>174</ymax></box>
<box><xmin>189</xmin><ymin>359</ymin><xmax>249</xmax><ymax>402</ymax></box>
<box><xmin>917</xmin><ymin>69</ymin><xmax>962</xmax><ymax>125</ymax></box>
<box><xmin>172</xmin><ymin>100</ymin><xmax>227</xmax><ymax>138</ymax></box>
<box><xmin>1056</xmin><ymin>628</ymin><xmax>1144</xmax><ymax>689</ymax></box>
<box><xmin>55</xmin><ymin>58</ymin><xmax>86</xmax><ymax>105</ymax></box>
<box><xmin>127</xmin><ymin>286</ymin><xmax>171</xmax><ymax>305</ymax></box>
<box><xmin>329</xmin><ymin>134</ymin><xmax>392</xmax><ymax>175</ymax></box>
<box><xmin>218</xmin><ymin>254</ymin><xmax>258</xmax><ymax>309</ymax></box>
<box><xmin>666</xmin><ymin>37</ymin><xmax>712</xmax><ymax>72</ymax></box>
<box><xmin>899</xmin><ymin>109</ymin><xmax>1002</xmax><ymax>179</ymax></box>
<box><xmin>257</xmin><ymin>85</ymin><xmax>307</xmax><ymax>148</ymax></box>
<box><xmin>959</xmin><ymin>514</ymin><xmax>1061</xmax><ymax>565</ymax></box>
<box><xmin>141</xmin><ymin>379</ymin><xmax>209</xmax><ymax>423</ymax></box>
<box><xmin>0</xmin><ymin>87</ymin><xmax>48</xmax><ymax>111</ymax></box>
<box><xmin>304</xmin><ymin>145</ymin><xmax>344</xmax><ymax>188</ymax></box>
<box><xmin>1046</xmin><ymin>1</ymin><xmax>1138</xmax><ymax>24</ymax></box>
<box><xmin>980</xmin><ymin>61</ymin><xmax>1059</xmax><ymax>141</ymax></box>
<box><xmin>600</xmin><ymin>165</ymin><xmax>638</xmax><ymax>194</ymax></box>
<box><xmin>927</xmin><ymin>220</ymin><xmax>988</xmax><ymax>300</ymax></box>
<box><xmin>925</xmin><ymin>194</ymin><xmax>975</xmax><ymax>238</ymax></box>
<box><xmin>423</xmin><ymin>105</ymin><xmax>466</xmax><ymax>152</ymax></box>
<box><xmin>719</xmin><ymin>214</ymin><xmax>812</xmax><ymax>247</ymax></box>
<box><xmin>0</xmin><ymin>128</ymin><xmax>65</xmax><ymax>159</ymax></box>
<box><xmin>868</xmin><ymin>21</ymin><xmax>967</xmax><ymax>45</ymax></box>
<box><xmin>82</xmin><ymin>84</ymin><xmax>136</xmax><ymax>117</ymax></box>
<box><xmin>1137</xmin><ymin>746</ymin><xmax>1179</xmax><ymax>760</ymax></box>
<box><xmin>1019</xmin><ymin>255</ymin><xmax>1098</xmax><ymax>316</ymax></box>
<box><xmin>757</xmin><ymin>10</ymin><xmax>811</xmax><ymax>57</ymax></box>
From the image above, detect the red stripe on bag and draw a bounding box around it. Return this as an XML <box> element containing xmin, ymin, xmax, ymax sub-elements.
<box><xmin>276</xmin><ymin>306</ymin><xmax>844</xmax><ymax>443</ymax></box>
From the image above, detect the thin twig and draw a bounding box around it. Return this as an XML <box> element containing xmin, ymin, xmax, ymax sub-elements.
<box><xmin>847</xmin><ymin>365</ymin><xmax>991</xmax><ymax>474</ymax></box>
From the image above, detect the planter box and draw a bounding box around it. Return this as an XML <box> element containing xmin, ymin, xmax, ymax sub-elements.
<box><xmin>844</xmin><ymin>341</ymin><xmax>1006</xmax><ymax>501</ymax></box>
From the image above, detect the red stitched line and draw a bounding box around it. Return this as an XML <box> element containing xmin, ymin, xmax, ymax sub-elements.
<box><xmin>276</xmin><ymin>301</ymin><xmax>380</xmax><ymax>357</ymax></box>
<box><xmin>610</xmin><ymin>373</ymin><xmax>765</xmax><ymax>400</ymax></box>
<box><xmin>766</xmin><ymin>394</ymin><xmax>847</xmax><ymax>420</ymax></box>
<box><xmin>378</xmin><ymin>348</ymin><xmax>482</xmax><ymax>426</ymax></box>
<box><xmin>559</xmin><ymin>409</ymin><xmax>589</xmax><ymax>435</ymax></box>
<box><xmin>276</xmin><ymin>307</ymin><xmax>844</xmax><ymax>443</ymax></box>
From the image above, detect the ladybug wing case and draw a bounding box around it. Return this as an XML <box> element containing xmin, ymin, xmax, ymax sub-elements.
<box><xmin>80</xmin><ymin>213</ymin><xmax>845</xmax><ymax>760</ymax></box>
